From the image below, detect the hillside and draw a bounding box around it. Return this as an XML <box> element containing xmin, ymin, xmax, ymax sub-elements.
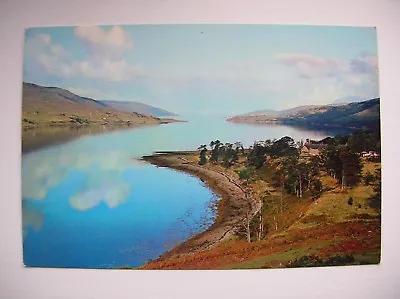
<box><xmin>140</xmin><ymin>135</ymin><xmax>381</xmax><ymax>270</ymax></box>
<box><xmin>22</xmin><ymin>83</ymin><xmax>178</xmax><ymax>128</ymax></box>
<box><xmin>98</xmin><ymin>100</ymin><xmax>177</xmax><ymax>117</ymax></box>
<box><xmin>227</xmin><ymin>98</ymin><xmax>380</xmax><ymax>131</ymax></box>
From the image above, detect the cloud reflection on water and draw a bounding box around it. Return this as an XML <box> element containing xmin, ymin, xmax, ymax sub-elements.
<box><xmin>22</xmin><ymin>144</ymin><xmax>137</xmax><ymax>210</ymax></box>
<box><xmin>22</xmin><ymin>153</ymin><xmax>68</xmax><ymax>200</ymax></box>
<box><xmin>22</xmin><ymin>206</ymin><xmax>44</xmax><ymax>240</ymax></box>
<box><xmin>69</xmin><ymin>180</ymin><xmax>131</xmax><ymax>211</ymax></box>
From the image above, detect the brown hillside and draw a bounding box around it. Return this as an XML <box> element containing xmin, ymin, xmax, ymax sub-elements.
<box><xmin>22</xmin><ymin>83</ymin><xmax>174</xmax><ymax>128</ymax></box>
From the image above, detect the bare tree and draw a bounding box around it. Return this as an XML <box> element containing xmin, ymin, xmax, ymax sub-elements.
<box><xmin>257</xmin><ymin>213</ymin><xmax>264</xmax><ymax>241</ymax></box>
<box><xmin>242</xmin><ymin>211</ymin><xmax>251</xmax><ymax>243</ymax></box>
<box><xmin>341</xmin><ymin>167</ymin><xmax>346</xmax><ymax>191</ymax></box>
<box><xmin>298</xmin><ymin>172</ymin><xmax>303</xmax><ymax>198</ymax></box>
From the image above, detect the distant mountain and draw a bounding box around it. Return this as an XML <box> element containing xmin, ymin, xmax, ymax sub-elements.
<box><xmin>227</xmin><ymin>98</ymin><xmax>380</xmax><ymax>131</ymax></box>
<box><xmin>235</xmin><ymin>105</ymin><xmax>326</xmax><ymax>118</ymax></box>
<box><xmin>242</xmin><ymin>109</ymin><xmax>278</xmax><ymax>117</ymax></box>
<box><xmin>333</xmin><ymin>96</ymin><xmax>366</xmax><ymax>104</ymax></box>
<box><xmin>22</xmin><ymin>83</ymin><xmax>178</xmax><ymax>128</ymax></box>
<box><xmin>98</xmin><ymin>100</ymin><xmax>177</xmax><ymax>117</ymax></box>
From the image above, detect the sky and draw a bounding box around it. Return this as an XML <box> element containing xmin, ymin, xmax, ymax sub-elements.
<box><xmin>23</xmin><ymin>24</ymin><xmax>379</xmax><ymax>117</ymax></box>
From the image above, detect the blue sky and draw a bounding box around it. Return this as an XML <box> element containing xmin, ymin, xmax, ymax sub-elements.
<box><xmin>23</xmin><ymin>24</ymin><xmax>379</xmax><ymax>116</ymax></box>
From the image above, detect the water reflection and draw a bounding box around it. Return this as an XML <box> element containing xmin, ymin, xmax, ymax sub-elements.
<box><xmin>22</xmin><ymin>205</ymin><xmax>44</xmax><ymax>240</ymax></box>
<box><xmin>230</xmin><ymin>121</ymin><xmax>352</xmax><ymax>139</ymax></box>
<box><xmin>22</xmin><ymin>125</ymin><xmax>153</xmax><ymax>154</ymax></box>
<box><xmin>69</xmin><ymin>179</ymin><xmax>130</xmax><ymax>211</ymax></box>
<box><xmin>160</xmin><ymin>197</ymin><xmax>218</xmax><ymax>251</ymax></box>
<box><xmin>22</xmin><ymin>146</ymin><xmax>133</xmax><ymax>203</ymax></box>
<box><xmin>22</xmin><ymin>152</ymin><xmax>69</xmax><ymax>200</ymax></box>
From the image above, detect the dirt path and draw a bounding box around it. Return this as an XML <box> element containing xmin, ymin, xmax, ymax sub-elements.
<box><xmin>141</xmin><ymin>152</ymin><xmax>263</xmax><ymax>257</ymax></box>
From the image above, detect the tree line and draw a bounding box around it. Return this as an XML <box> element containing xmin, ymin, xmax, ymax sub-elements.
<box><xmin>198</xmin><ymin>140</ymin><xmax>244</xmax><ymax>167</ymax></box>
<box><xmin>198</xmin><ymin>130</ymin><xmax>380</xmax><ymax>199</ymax></box>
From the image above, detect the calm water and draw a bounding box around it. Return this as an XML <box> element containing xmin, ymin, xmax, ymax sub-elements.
<box><xmin>22</xmin><ymin>116</ymin><xmax>350</xmax><ymax>268</ymax></box>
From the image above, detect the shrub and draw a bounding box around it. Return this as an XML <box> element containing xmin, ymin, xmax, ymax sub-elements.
<box><xmin>311</xmin><ymin>179</ymin><xmax>323</xmax><ymax>200</ymax></box>
<box><xmin>355</xmin><ymin>213</ymin><xmax>377</xmax><ymax>220</ymax></box>
<box><xmin>348</xmin><ymin>197</ymin><xmax>354</xmax><ymax>206</ymax></box>
<box><xmin>23</xmin><ymin>118</ymin><xmax>35</xmax><ymax>124</ymax></box>
<box><xmin>238</xmin><ymin>168</ymin><xmax>252</xmax><ymax>180</ymax></box>
<box><xmin>287</xmin><ymin>255</ymin><xmax>324</xmax><ymax>267</ymax></box>
<box><xmin>364</xmin><ymin>172</ymin><xmax>375</xmax><ymax>186</ymax></box>
<box><xmin>70</xmin><ymin>116</ymin><xmax>89</xmax><ymax>124</ymax></box>
<box><xmin>199</xmin><ymin>153</ymin><xmax>207</xmax><ymax>165</ymax></box>
<box><xmin>287</xmin><ymin>255</ymin><xmax>355</xmax><ymax>268</ymax></box>
<box><xmin>368</xmin><ymin>194</ymin><xmax>381</xmax><ymax>209</ymax></box>
<box><xmin>324</xmin><ymin>255</ymin><xmax>355</xmax><ymax>266</ymax></box>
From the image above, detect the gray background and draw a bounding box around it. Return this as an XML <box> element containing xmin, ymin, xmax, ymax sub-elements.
<box><xmin>0</xmin><ymin>0</ymin><xmax>399</xmax><ymax>298</ymax></box>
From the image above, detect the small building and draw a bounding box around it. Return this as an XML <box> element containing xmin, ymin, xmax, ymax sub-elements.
<box><xmin>360</xmin><ymin>151</ymin><xmax>380</xmax><ymax>158</ymax></box>
<box><xmin>300</xmin><ymin>143</ymin><xmax>327</xmax><ymax>156</ymax></box>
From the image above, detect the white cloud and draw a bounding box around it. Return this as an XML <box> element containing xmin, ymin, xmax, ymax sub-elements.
<box><xmin>24</xmin><ymin>26</ymin><xmax>142</xmax><ymax>82</ymax></box>
<box><xmin>297</xmin><ymin>83</ymin><xmax>347</xmax><ymax>105</ymax></box>
<box><xmin>276</xmin><ymin>52</ymin><xmax>379</xmax><ymax>104</ymax></box>
<box><xmin>277</xmin><ymin>53</ymin><xmax>348</xmax><ymax>79</ymax></box>
<box><xmin>25</xmin><ymin>34</ymin><xmax>73</xmax><ymax>78</ymax></box>
<box><xmin>277</xmin><ymin>52</ymin><xmax>378</xmax><ymax>80</ymax></box>
<box><xmin>349</xmin><ymin>52</ymin><xmax>378</xmax><ymax>74</ymax></box>
<box><xmin>37</xmin><ymin>33</ymin><xmax>51</xmax><ymax>45</ymax></box>
<box><xmin>74</xmin><ymin>26</ymin><xmax>133</xmax><ymax>57</ymax></box>
<box><xmin>72</xmin><ymin>58</ymin><xmax>144</xmax><ymax>82</ymax></box>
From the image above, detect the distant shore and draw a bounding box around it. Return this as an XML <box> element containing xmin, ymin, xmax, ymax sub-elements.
<box><xmin>141</xmin><ymin>151</ymin><xmax>262</xmax><ymax>260</ymax></box>
<box><xmin>227</xmin><ymin>117</ymin><xmax>359</xmax><ymax>130</ymax></box>
<box><xmin>22</xmin><ymin>116</ymin><xmax>183</xmax><ymax>130</ymax></box>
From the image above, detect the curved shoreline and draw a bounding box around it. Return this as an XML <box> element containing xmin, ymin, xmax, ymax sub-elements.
<box><xmin>141</xmin><ymin>152</ymin><xmax>262</xmax><ymax>259</ymax></box>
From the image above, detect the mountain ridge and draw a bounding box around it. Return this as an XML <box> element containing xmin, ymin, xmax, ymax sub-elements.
<box><xmin>227</xmin><ymin>98</ymin><xmax>380</xmax><ymax>131</ymax></box>
<box><xmin>333</xmin><ymin>96</ymin><xmax>366</xmax><ymax>104</ymax></box>
<box><xmin>98</xmin><ymin>100</ymin><xmax>177</xmax><ymax>117</ymax></box>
